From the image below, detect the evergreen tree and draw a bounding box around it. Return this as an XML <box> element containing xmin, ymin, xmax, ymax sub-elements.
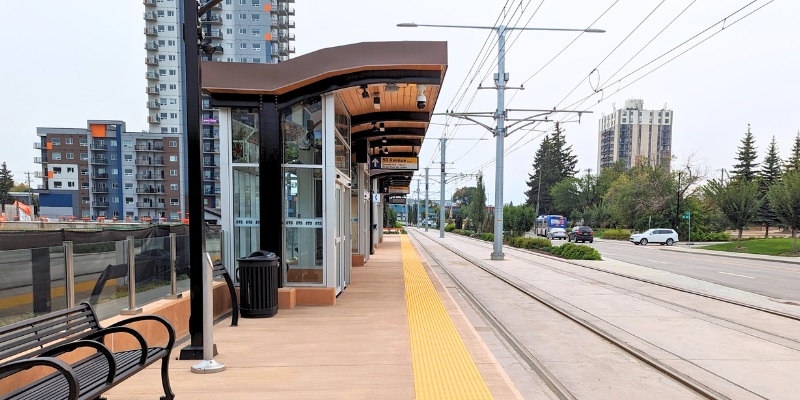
<box><xmin>469</xmin><ymin>173</ymin><xmax>487</xmax><ymax>233</ymax></box>
<box><xmin>756</xmin><ymin>136</ymin><xmax>782</xmax><ymax>237</ymax></box>
<box><xmin>704</xmin><ymin>179</ymin><xmax>762</xmax><ymax>247</ymax></box>
<box><xmin>768</xmin><ymin>171</ymin><xmax>800</xmax><ymax>253</ymax></box>
<box><xmin>0</xmin><ymin>162</ymin><xmax>14</xmax><ymax>207</ymax></box>
<box><xmin>785</xmin><ymin>131</ymin><xmax>800</xmax><ymax>173</ymax></box>
<box><xmin>524</xmin><ymin>123</ymin><xmax>578</xmax><ymax>214</ymax></box>
<box><xmin>730</xmin><ymin>124</ymin><xmax>759</xmax><ymax>182</ymax></box>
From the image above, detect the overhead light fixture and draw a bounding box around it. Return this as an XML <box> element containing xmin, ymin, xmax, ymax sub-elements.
<box><xmin>381</xmin><ymin>136</ymin><xmax>387</xmax><ymax>144</ymax></box>
<box><xmin>373</xmin><ymin>94</ymin><xmax>381</xmax><ymax>110</ymax></box>
<box><xmin>379</xmin><ymin>122</ymin><xmax>385</xmax><ymax>132</ymax></box>
<box><xmin>360</xmin><ymin>85</ymin><xmax>369</xmax><ymax>98</ymax></box>
<box><xmin>382</xmin><ymin>147</ymin><xmax>389</xmax><ymax>155</ymax></box>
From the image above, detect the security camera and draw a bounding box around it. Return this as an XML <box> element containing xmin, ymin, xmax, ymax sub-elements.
<box><xmin>416</xmin><ymin>84</ymin><xmax>427</xmax><ymax>109</ymax></box>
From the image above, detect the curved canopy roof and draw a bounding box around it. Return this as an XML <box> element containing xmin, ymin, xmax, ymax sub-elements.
<box><xmin>202</xmin><ymin>41</ymin><xmax>448</xmax><ymax>193</ymax></box>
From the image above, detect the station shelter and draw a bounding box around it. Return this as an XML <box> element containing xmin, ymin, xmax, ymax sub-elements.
<box><xmin>202</xmin><ymin>41</ymin><xmax>447</xmax><ymax>302</ymax></box>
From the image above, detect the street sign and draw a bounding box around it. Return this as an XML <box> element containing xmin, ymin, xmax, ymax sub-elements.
<box><xmin>383</xmin><ymin>186</ymin><xmax>410</xmax><ymax>194</ymax></box>
<box><xmin>370</xmin><ymin>156</ymin><xmax>419</xmax><ymax>171</ymax></box>
<box><xmin>387</xmin><ymin>197</ymin><xmax>406</xmax><ymax>205</ymax></box>
<box><xmin>682</xmin><ymin>211</ymin><xmax>691</xmax><ymax>220</ymax></box>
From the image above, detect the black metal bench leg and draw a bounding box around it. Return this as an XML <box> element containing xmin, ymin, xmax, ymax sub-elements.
<box><xmin>159</xmin><ymin>356</ymin><xmax>175</xmax><ymax>400</ymax></box>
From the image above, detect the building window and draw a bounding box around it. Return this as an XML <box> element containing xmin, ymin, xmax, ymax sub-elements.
<box><xmin>239</xmin><ymin>28</ymin><xmax>247</xmax><ymax>35</ymax></box>
<box><xmin>240</xmin><ymin>43</ymin><xmax>247</xmax><ymax>49</ymax></box>
<box><xmin>169</xmin><ymin>141</ymin><xmax>177</xmax><ymax>147</ymax></box>
<box><xmin>168</xmin><ymin>25</ymin><xmax>175</xmax><ymax>32</ymax></box>
<box><xmin>252</xmin><ymin>43</ymin><xmax>260</xmax><ymax>51</ymax></box>
<box><xmin>252</xmin><ymin>29</ymin><xmax>260</xmax><ymax>36</ymax></box>
<box><xmin>125</xmin><ymin>197</ymin><xmax>134</xmax><ymax>204</ymax></box>
<box><xmin>170</xmin><ymin>198</ymin><xmax>179</xmax><ymax>205</ymax></box>
<box><xmin>170</xmin><ymin>170</ymin><xmax>178</xmax><ymax>176</ymax></box>
<box><xmin>65</xmin><ymin>138</ymin><xmax>73</xmax><ymax>145</ymax></box>
<box><xmin>53</xmin><ymin>182</ymin><xmax>62</xmax><ymax>188</ymax></box>
<box><xmin>239</xmin><ymin>13</ymin><xmax>246</xmax><ymax>20</ymax></box>
<box><xmin>110</xmin><ymin>154</ymin><xmax>117</xmax><ymax>161</ymax></box>
<box><xmin>112</xmin><ymin>197</ymin><xmax>119</xmax><ymax>204</ymax></box>
<box><xmin>79</xmin><ymin>139</ymin><xmax>88</xmax><ymax>146</ymax></box>
<box><xmin>169</xmin><ymin>155</ymin><xmax>177</xmax><ymax>162</ymax></box>
<box><xmin>53</xmin><ymin>167</ymin><xmax>62</xmax><ymax>174</ymax></box>
<box><xmin>252</xmin><ymin>58</ymin><xmax>260</xmax><ymax>63</ymax></box>
<box><xmin>167</xmin><ymin>10</ymin><xmax>174</xmax><ymax>16</ymax></box>
<box><xmin>112</xmin><ymin>169</ymin><xmax>118</xmax><ymax>175</ymax></box>
<box><xmin>111</xmin><ymin>183</ymin><xmax>119</xmax><ymax>189</ymax></box>
<box><xmin>123</xmin><ymin>140</ymin><xmax>133</xmax><ymax>148</ymax></box>
<box><xmin>169</xmin><ymin>84</ymin><xmax>177</xmax><ymax>90</ymax></box>
<box><xmin>67</xmin><ymin>167</ymin><xmax>75</xmax><ymax>173</ymax></box>
<box><xmin>81</xmin><ymin>168</ymin><xmax>89</xmax><ymax>175</ymax></box>
<box><xmin>170</xmin><ymin>184</ymin><xmax>178</xmax><ymax>190</ymax></box>
<box><xmin>67</xmin><ymin>182</ymin><xmax>75</xmax><ymax>188</ymax></box>
<box><xmin>251</xmin><ymin>0</ymin><xmax>259</xmax><ymax>6</ymax></box>
<box><xmin>125</xmin><ymin>183</ymin><xmax>133</xmax><ymax>190</ymax></box>
<box><xmin>82</xmin><ymin>182</ymin><xmax>89</xmax><ymax>189</ymax></box>
<box><xmin>52</xmin><ymin>152</ymin><xmax>62</xmax><ymax>160</ymax></box>
<box><xmin>124</xmin><ymin>168</ymin><xmax>133</xmax><ymax>176</ymax></box>
<box><xmin>252</xmin><ymin>14</ymin><xmax>259</xmax><ymax>22</ymax></box>
<box><xmin>66</xmin><ymin>153</ymin><xmax>74</xmax><ymax>159</ymax></box>
<box><xmin>82</xmin><ymin>197</ymin><xmax>90</xmax><ymax>204</ymax></box>
<box><xmin>51</xmin><ymin>138</ymin><xmax>60</xmax><ymax>146</ymax></box>
<box><xmin>80</xmin><ymin>153</ymin><xmax>88</xmax><ymax>160</ymax></box>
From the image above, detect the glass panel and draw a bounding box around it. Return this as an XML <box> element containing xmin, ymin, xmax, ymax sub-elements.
<box><xmin>0</xmin><ymin>247</ymin><xmax>65</xmax><ymax>326</ymax></box>
<box><xmin>283</xmin><ymin>166</ymin><xmax>323</xmax><ymax>284</ymax></box>
<box><xmin>334</xmin><ymin>96</ymin><xmax>351</xmax><ymax>177</ymax></box>
<box><xmin>233</xmin><ymin>166</ymin><xmax>261</xmax><ymax>277</ymax></box>
<box><xmin>282</xmin><ymin>97</ymin><xmax>322</xmax><ymax>165</ymax></box>
<box><xmin>175</xmin><ymin>234</ymin><xmax>191</xmax><ymax>293</ymax></box>
<box><xmin>133</xmin><ymin>237</ymin><xmax>172</xmax><ymax>308</ymax></box>
<box><xmin>231</xmin><ymin>107</ymin><xmax>260</xmax><ymax>163</ymax></box>
<box><xmin>73</xmin><ymin>240</ymin><xmax>129</xmax><ymax>320</ymax></box>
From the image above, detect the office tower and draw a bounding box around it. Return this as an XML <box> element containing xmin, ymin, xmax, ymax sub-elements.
<box><xmin>35</xmin><ymin>120</ymin><xmax>184</xmax><ymax>222</ymax></box>
<box><xmin>144</xmin><ymin>0</ymin><xmax>295</xmax><ymax>210</ymax></box>
<box><xmin>597</xmin><ymin>99</ymin><xmax>673</xmax><ymax>172</ymax></box>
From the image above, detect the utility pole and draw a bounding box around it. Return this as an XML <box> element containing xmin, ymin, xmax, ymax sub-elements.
<box><xmin>24</xmin><ymin>172</ymin><xmax>34</xmax><ymax>208</ymax></box>
<box><xmin>416</xmin><ymin>180</ymin><xmax>420</xmax><ymax>226</ymax></box>
<box><xmin>399</xmin><ymin>22</ymin><xmax>603</xmax><ymax>260</ymax></box>
<box><xmin>440</xmin><ymin>137</ymin><xmax>446</xmax><ymax>238</ymax></box>
<box><xmin>425</xmin><ymin>167</ymin><xmax>429</xmax><ymax>232</ymax></box>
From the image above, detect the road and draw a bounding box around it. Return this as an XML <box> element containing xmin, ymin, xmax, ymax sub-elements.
<box><xmin>562</xmin><ymin>238</ymin><xmax>800</xmax><ymax>302</ymax></box>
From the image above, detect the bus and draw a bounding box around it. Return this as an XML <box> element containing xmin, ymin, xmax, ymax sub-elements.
<box><xmin>534</xmin><ymin>215</ymin><xmax>567</xmax><ymax>237</ymax></box>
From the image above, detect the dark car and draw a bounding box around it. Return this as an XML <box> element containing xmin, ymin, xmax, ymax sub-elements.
<box><xmin>568</xmin><ymin>226</ymin><xmax>594</xmax><ymax>243</ymax></box>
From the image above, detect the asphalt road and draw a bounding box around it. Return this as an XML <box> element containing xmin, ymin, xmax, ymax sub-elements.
<box><xmin>566</xmin><ymin>238</ymin><xmax>800</xmax><ymax>302</ymax></box>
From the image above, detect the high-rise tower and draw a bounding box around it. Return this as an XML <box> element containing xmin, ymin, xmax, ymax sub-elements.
<box><xmin>597</xmin><ymin>99</ymin><xmax>673</xmax><ymax>172</ymax></box>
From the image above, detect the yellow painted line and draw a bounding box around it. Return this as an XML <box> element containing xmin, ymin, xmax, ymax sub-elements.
<box><xmin>0</xmin><ymin>280</ymin><xmax>112</xmax><ymax>310</ymax></box>
<box><xmin>401</xmin><ymin>235</ymin><xmax>493</xmax><ymax>399</ymax></box>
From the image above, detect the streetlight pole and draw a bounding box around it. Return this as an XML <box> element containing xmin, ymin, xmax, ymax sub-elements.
<box><xmin>425</xmin><ymin>167</ymin><xmax>429</xmax><ymax>232</ymax></box>
<box><xmin>398</xmin><ymin>22</ymin><xmax>603</xmax><ymax>260</ymax></box>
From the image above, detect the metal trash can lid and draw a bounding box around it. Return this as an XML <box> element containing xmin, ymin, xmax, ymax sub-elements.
<box><xmin>237</xmin><ymin>250</ymin><xmax>280</xmax><ymax>261</ymax></box>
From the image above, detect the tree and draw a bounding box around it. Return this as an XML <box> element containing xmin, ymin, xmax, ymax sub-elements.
<box><xmin>467</xmin><ymin>173</ymin><xmax>487</xmax><ymax>232</ymax></box>
<box><xmin>768</xmin><ymin>172</ymin><xmax>800</xmax><ymax>253</ymax></box>
<box><xmin>503</xmin><ymin>204</ymin><xmax>535</xmax><ymax>236</ymax></box>
<box><xmin>604</xmin><ymin>164</ymin><xmax>674</xmax><ymax>230</ymax></box>
<box><xmin>383</xmin><ymin>202</ymin><xmax>397</xmax><ymax>228</ymax></box>
<box><xmin>703</xmin><ymin>179</ymin><xmax>762</xmax><ymax>247</ymax></box>
<box><xmin>524</xmin><ymin>123</ymin><xmax>578</xmax><ymax>214</ymax></box>
<box><xmin>756</xmin><ymin>136</ymin><xmax>783</xmax><ymax>237</ymax></box>
<box><xmin>730</xmin><ymin>124</ymin><xmax>759</xmax><ymax>182</ymax></box>
<box><xmin>550</xmin><ymin>177</ymin><xmax>581</xmax><ymax>216</ymax></box>
<box><xmin>785</xmin><ymin>131</ymin><xmax>800</xmax><ymax>173</ymax></box>
<box><xmin>0</xmin><ymin>162</ymin><xmax>14</xmax><ymax>207</ymax></box>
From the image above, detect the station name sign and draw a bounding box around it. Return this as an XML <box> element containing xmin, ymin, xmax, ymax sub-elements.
<box><xmin>370</xmin><ymin>156</ymin><xmax>419</xmax><ymax>171</ymax></box>
<box><xmin>383</xmin><ymin>186</ymin><xmax>410</xmax><ymax>194</ymax></box>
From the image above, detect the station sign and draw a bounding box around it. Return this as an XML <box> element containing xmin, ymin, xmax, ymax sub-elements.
<box><xmin>383</xmin><ymin>186</ymin><xmax>410</xmax><ymax>194</ymax></box>
<box><xmin>370</xmin><ymin>156</ymin><xmax>419</xmax><ymax>171</ymax></box>
<box><xmin>387</xmin><ymin>197</ymin><xmax>406</xmax><ymax>205</ymax></box>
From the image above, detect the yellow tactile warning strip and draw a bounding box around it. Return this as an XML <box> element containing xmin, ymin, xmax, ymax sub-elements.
<box><xmin>401</xmin><ymin>235</ymin><xmax>494</xmax><ymax>399</ymax></box>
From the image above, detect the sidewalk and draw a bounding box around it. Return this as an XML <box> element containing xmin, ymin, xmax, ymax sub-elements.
<box><xmin>105</xmin><ymin>235</ymin><xmax>519</xmax><ymax>399</ymax></box>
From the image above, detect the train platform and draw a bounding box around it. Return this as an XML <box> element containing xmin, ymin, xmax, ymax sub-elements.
<box><xmin>105</xmin><ymin>235</ymin><xmax>522</xmax><ymax>399</ymax></box>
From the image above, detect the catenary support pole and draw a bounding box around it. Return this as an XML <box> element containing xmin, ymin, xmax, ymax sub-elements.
<box><xmin>440</xmin><ymin>137</ymin><xmax>446</xmax><ymax>238</ymax></box>
<box><xmin>491</xmin><ymin>26</ymin><xmax>507</xmax><ymax>260</ymax></box>
<box><xmin>425</xmin><ymin>168</ymin><xmax>429</xmax><ymax>232</ymax></box>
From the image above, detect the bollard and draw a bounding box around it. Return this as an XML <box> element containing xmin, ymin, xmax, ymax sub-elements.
<box><xmin>166</xmin><ymin>233</ymin><xmax>182</xmax><ymax>299</ymax></box>
<box><xmin>121</xmin><ymin>236</ymin><xmax>143</xmax><ymax>315</ymax></box>
<box><xmin>64</xmin><ymin>241</ymin><xmax>75</xmax><ymax>308</ymax></box>
<box><xmin>191</xmin><ymin>252</ymin><xmax>226</xmax><ymax>374</ymax></box>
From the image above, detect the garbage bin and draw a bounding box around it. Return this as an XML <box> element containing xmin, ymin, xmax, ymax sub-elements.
<box><xmin>237</xmin><ymin>250</ymin><xmax>280</xmax><ymax>318</ymax></box>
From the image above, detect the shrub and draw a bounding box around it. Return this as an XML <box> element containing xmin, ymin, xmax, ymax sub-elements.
<box><xmin>600</xmin><ymin>229</ymin><xmax>632</xmax><ymax>240</ymax></box>
<box><xmin>460</xmin><ymin>229</ymin><xmax>475</xmax><ymax>237</ymax></box>
<box><xmin>445</xmin><ymin>223</ymin><xmax>456</xmax><ymax>232</ymax></box>
<box><xmin>509</xmin><ymin>237</ymin><xmax>552</xmax><ymax>251</ymax></box>
<box><xmin>551</xmin><ymin>243</ymin><xmax>602</xmax><ymax>260</ymax></box>
<box><xmin>479</xmin><ymin>233</ymin><xmax>494</xmax><ymax>242</ymax></box>
<box><xmin>395</xmin><ymin>222</ymin><xmax>404</xmax><ymax>229</ymax></box>
<box><xmin>688</xmin><ymin>231</ymin><xmax>730</xmax><ymax>242</ymax></box>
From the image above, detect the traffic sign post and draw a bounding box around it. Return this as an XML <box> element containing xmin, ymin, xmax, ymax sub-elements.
<box><xmin>681</xmin><ymin>211</ymin><xmax>692</xmax><ymax>248</ymax></box>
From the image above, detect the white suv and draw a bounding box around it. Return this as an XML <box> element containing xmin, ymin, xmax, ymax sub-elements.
<box><xmin>630</xmin><ymin>228</ymin><xmax>678</xmax><ymax>246</ymax></box>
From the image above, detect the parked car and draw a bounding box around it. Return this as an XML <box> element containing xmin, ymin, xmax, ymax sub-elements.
<box><xmin>630</xmin><ymin>228</ymin><xmax>678</xmax><ymax>246</ymax></box>
<box><xmin>568</xmin><ymin>226</ymin><xmax>594</xmax><ymax>243</ymax></box>
<box><xmin>546</xmin><ymin>227</ymin><xmax>568</xmax><ymax>240</ymax></box>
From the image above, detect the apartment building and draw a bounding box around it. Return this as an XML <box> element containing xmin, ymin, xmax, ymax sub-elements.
<box><xmin>597</xmin><ymin>99</ymin><xmax>673</xmax><ymax>172</ymax></box>
<box><xmin>35</xmin><ymin>120</ymin><xmax>184</xmax><ymax>221</ymax></box>
<box><xmin>144</xmin><ymin>0</ymin><xmax>295</xmax><ymax>209</ymax></box>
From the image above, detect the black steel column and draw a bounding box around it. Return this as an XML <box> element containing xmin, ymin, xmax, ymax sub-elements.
<box><xmin>179</xmin><ymin>0</ymin><xmax>209</xmax><ymax>360</ymax></box>
<box><xmin>31</xmin><ymin>248</ymin><xmax>52</xmax><ymax>313</ymax></box>
<box><xmin>260</xmin><ymin>102</ymin><xmax>283</xmax><ymax>263</ymax></box>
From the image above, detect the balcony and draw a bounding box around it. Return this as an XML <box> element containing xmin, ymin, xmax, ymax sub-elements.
<box><xmin>90</xmin><ymin>144</ymin><xmax>107</xmax><ymax>150</ymax></box>
<box><xmin>137</xmin><ymin>173</ymin><xmax>164</xmax><ymax>180</ymax></box>
<box><xmin>136</xmin><ymin>187</ymin><xmax>165</xmax><ymax>194</ymax></box>
<box><xmin>278</xmin><ymin>45</ymin><xmax>296</xmax><ymax>55</ymax></box>
<box><xmin>203</xmin><ymin>147</ymin><xmax>220</xmax><ymax>153</ymax></box>
<box><xmin>202</xmin><ymin>100</ymin><xmax>213</xmax><ymax>110</ymax></box>
<box><xmin>203</xmin><ymin>160</ymin><xmax>217</xmax><ymax>167</ymax></box>
<box><xmin>34</xmin><ymin>171</ymin><xmax>46</xmax><ymax>178</ymax></box>
<box><xmin>34</xmin><ymin>157</ymin><xmax>47</xmax><ymax>164</ymax></box>
<box><xmin>143</xmin><ymin>11</ymin><xmax>157</xmax><ymax>21</ymax></box>
<box><xmin>92</xmin><ymin>187</ymin><xmax>109</xmax><ymax>193</ymax></box>
<box><xmin>146</xmin><ymin>101</ymin><xmax>161</xmax><ymax>109</ymax></box>
<box><xmin>92</xmin><ymin>173</ymin><xmax>109</xmax><ymax>179</ymax></box>
<box><xmin>200</xmin><ymin>14</ymin><xmax>222</xmax><ymax>24</ymax></box>
<box><xmin>93</xmin><ymin>202</ymin><xmax>110</xmax><ymax>208</ymax></box>
<box><xmin>143</xmin><ymin>0</ymin><xmax>156</xmax><ymax>6</ymax></box>
<box><xmin>145</xmin><ymin>42</ymin><xmax>159</xmax><ymax>51</ymax></box>
<box><xmin>145</xmin><ymin>56</ymin><xmax>159</xmax><ymax>65</ymax></box>
<box><xmin>90</xmin><ymin>158</ymin><xmax>108</xmax><ymax>165</ymax></box>
<box><xmin>146</xmin><ymin>86</ymin><xmax>160</xmax><ymax>94</ymax></box>
<box><xmin>136</xmin><ymin>202</ymin><xmax>164</xmax><ymax>209</ymax></box>
<box><xmin>145</xmin><ymin>71</ymin><xmax>160</xmax><ymax>80</ymax></box>
<box><xmin>136</xmin><ymin>158</ymin><xmax>165</xmax><ymax>166</ymax></box>
<box><xmin>135</xmin><ymin>144</ymin><xmax>164</xmax><ymax>152</ymax></box>
<box><xmin>274</xmin><ymin>32</ymin><xmax>295</xmax><ymax>42</ymax></box>
<box><xmin>33</xmin><ymin>142</ymin><xmax>43</xmax><ymax>149</ymax></box>
<box><xmin>144</xmin><ymin>26</ymin><xmax>158</xmax><ymax>35</ymax></box>
<box><xmin>205</xmin><ymin>29</ymin><xmax>223</xmax><ymax>39</ymax></box>
<box><xmin>203</xmin><ymin>175</ymin><xmax>221</xmax><ymax>182</ymax></box>
<box><xmin>148</xmin><ymin>115</ymin><xmax>161</xmax><ymax>124</ymax></box>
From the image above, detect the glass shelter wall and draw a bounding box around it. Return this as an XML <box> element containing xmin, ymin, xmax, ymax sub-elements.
<box><xmin>282</xmin><ymin>97</ymin><xmax>324</xmax><ymax>285</ymax></box>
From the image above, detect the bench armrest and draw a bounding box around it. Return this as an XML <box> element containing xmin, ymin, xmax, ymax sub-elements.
<box><xmin>0</xmin><ymin>357</ymin><xmax>80</xmax><ymax>400</ymax></box>
<box><xmin>39</xmin><ymin>340</ymin><xmax>117</xmax><ymax>385</ymax></box>
<box><xmin>85</xmin><ymin>326</ymin><xmax>148</xmax><ymax>366</ymax></box>
<box><xmin>105</xmin><ymin>315</ymin><xmax>176</xmax><ymax>351</ymax></box>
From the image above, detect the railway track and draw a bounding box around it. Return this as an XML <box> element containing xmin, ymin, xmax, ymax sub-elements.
<box><xmin>408</xmin><ymin>230</ymin><xmax>800</xmax><ymax>399</ymax></box>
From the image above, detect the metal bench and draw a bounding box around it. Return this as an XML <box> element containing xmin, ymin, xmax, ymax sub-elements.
<box><xmin>213</xmin><ymin>260</ymin><xmax>239</xmax><ymax>326</ymax></box>
<box><xmin>0</xmin><ymin>302</ymin><xmax>175</xmax><ymax>400</ymax></box>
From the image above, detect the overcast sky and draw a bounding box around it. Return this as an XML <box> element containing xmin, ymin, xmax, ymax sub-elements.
<box><xmin>1</xmin><ymin>1</ymin><xmax>797</xmax><ymax>206</ymax></box>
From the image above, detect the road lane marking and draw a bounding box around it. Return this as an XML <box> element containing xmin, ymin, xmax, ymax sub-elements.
<box><xmin>718</xmin><ymin>271</ymin><xmax>755</xmax><ymax>279</ymax></box>
<box><xmin>646</xmin><ymin>259</ymin><xmax>668</xmax><ymax>264</ymax></box>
